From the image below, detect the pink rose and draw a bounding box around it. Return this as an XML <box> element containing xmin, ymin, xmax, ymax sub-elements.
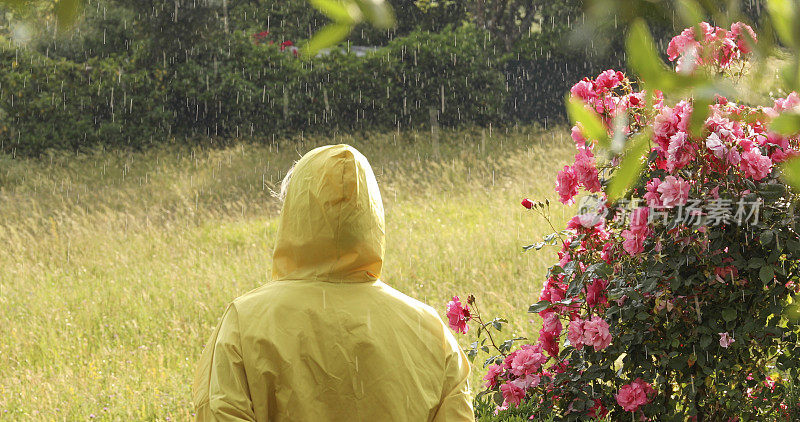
<box><xmin>726</xmin><ymin>148</ymin><xmax>741</xmax><ymax>166</ymax></box>
<box><xmin>571</xmin><ymin>125</ymin><xmax>587</xmax><ymax>148</ymax></box>
<box><xmin>573</xmin><ymin>148</ymin><xmax>602</xmax><ymax>192</ymax></box>
<box><xmin>570</xmin><ymin>79</ymin><xmax>597</xmax><ymax>103</ymax></box>
<box><xmin>705</xmin><ymin>132</ymin><xmax>726</xmax><ymax>158</ymax></box>
<box><xmin>510</xmin><ymin>345</ymin><xmax>547</xmax><ymax>377</ymax></box>
<box><xmin>719</xmin><ymin>332</ymin><xmax>735</xmax><ymax>348</ymax></box>
<box><xmin>616</xmin><ymin>378</ymin><xmax>655</xmax><ymax>412</ymax></box>
<box><xmin>643</xmin><ymin>178</ymin><xmax>663</xmax><ymax>208</ymax></box>
<box><xmin>729</xmin><ymin>22</ymin><xmax>757</xmax><ymax>54</ymax></box>
<box><xmin>667</xmin><ymin>27</ymin><xmax>699</xmax><ymax>61</ymax></box>
<box><xmin>740</xmin><ymin>149</ymin><xmax>773</xmax><ymax>180</ymax></box>
<box><xmin>567</xmin><ymin>213</ymin><xmax>604</xmax><ymax>230</ymax></box>
<box><xmin>512</xmin><ymin>374</ymin><xmax>541</xmax><ymax>390</ymax></box>
<box><xmin>582</xmin><ymin>316</ymin><xmax>612</xmax><ymax>351</ymax></box>
<box><xmin>595</xmin><ymin>69</ymin><xmax>623</xmax><ymax>91</ymax></box>
<box><xmin>567</xmin><ymin>319</ymin><xmax>585</xmax><ymax>350</ymax></box>
<box><xmin>621</xmin><ymin>229</ymin><xmax>645</xmax><ymax>255</ymax></box>
<box><xmin>666</xmin><ymin>131</ymin><xmax>694</xmax><ymax>172</ymax></box>
<box><xmin>445</xmin><ymin>296</ymin><xmax>470</xmax><ymax>334</ymax></box>
<box><xmin>629</xmin><ymin>207</ymin><xmax>650</xmax><ymax>235</ymax></box>
<box><xmin>541</xmin><ymin>313</ymin><xmax>562</xmax><ymax>336</ymax></box>
<box><xmin>556</xmin><ymin>166</ymin><xmax>580</xmax><ymax>204</ymax></box>
<box><xmin>500</xmin><ymin>381</ymin><xmax>526</xmax><ymax>407</ymax></box>
<box><xmin>657</xmin><ymin>175</ymin><xmax>690</xmax><ymax>208</ymax></box>
<box><xmin>483</xmin><ymin>364</ymin><xmax>504</xmax><ymax>388</ymax></box>
<box><xmin>586</xmin><ymin>278</ymin><xmax>609</xmax><ymax>308</ymax></box>
<box><xmin>538</xmin><ymin>330</ymin><xmax>559</xmax><ymax>358</ymax></box>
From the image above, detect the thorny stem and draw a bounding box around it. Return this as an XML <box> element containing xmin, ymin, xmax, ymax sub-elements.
<box><xmin>535</xmin><ymin>205</ymin><xmax>567</xmax><ymax>244</ymax></box>
<box><xmin>470</xmin><ymin>298</ymin><xmax>507</xmax><ymax>357</ymax></box>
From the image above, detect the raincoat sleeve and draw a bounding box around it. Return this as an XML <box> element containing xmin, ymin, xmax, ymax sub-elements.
<box><xmin>194</xmin><ymin>304</ymin><xmax>257</xmax><ymax>422</ymax></box>
<box><xmin>432</xmin><ymin>327</ymin><xmax>475</xmax><ymax>421</ymax></box>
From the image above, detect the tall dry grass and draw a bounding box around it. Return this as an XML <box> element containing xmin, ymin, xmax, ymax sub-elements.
<box><xmin>0</xmin><ymin>126</ymin><xmax>575</xmax><ymax>420</ymax></box>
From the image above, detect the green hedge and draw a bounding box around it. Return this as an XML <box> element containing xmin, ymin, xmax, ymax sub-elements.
<box><xmin>0</xmin><ymin>47</ymin><xmax>170</xmax><ymax>155</ymax></box>
<box><xmin>1</xmin><ymin>25</ymin><xmax>504</xmax><ymax>156</ymax></box>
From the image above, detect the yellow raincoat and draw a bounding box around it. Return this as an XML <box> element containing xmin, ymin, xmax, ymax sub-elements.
<box><xmin>193</xmin><ymin>144</ymin><xmax>474</xmax><ymax>421</ymax></box>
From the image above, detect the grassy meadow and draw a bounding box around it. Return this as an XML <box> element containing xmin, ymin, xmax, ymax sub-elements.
<box><xmin>0</xmin><ymin>126</ymin><xmax>576</xmax><ymax>420</ymax></box>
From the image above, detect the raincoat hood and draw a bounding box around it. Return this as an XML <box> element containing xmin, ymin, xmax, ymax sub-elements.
<box><xmin>271</xmin><ymin>144</ymin><xmax>385</xmax><ymax>283</ymax></box>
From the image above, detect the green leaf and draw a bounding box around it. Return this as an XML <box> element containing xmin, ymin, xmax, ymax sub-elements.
<box><xmin>779</xmin><ymin>60</ymin><xmax>800</xmax><ymax>93</ymax></box>
<box><xmin>761</xmin><ymin>230</ymin><xmax>775</xmax><ymax>246</ymax></box>
<box><xmin>626</xmin><ymin>19</ymin><xmax>684</xmax><ymax>91</ymax></box>
<box><xmin>766</xmin><ymin>0</ymin><xmax>799</xmax><ymax>48</ymax></box>
<box><xmin>54</xmin><ymin>0</ymin><xmax>81</xmax><ymax>30</ymax></box>
<box><xmin>565</xmin><ymin>96</ymin><xmax>610</xmax><ymax>149</ymax></box>
<box><xmin>675</xmin><ymin>0</ymin><xmax>706</xmax><ymax>28</ymax></box>
<box><xmin>760</xmin><ymin>265</ymin><xmax>776</xmax><ymax>283</ymax></box>
<box><xmin>688</xmin><ymin>97</ymin><xmax>712</xmax><ymax>138</ymax></box>
<box><xmin>308</xmin><ymin>0</ymin><xmax>360</xmax><ymax>23</ymax></box>
<box><xmin>302</xmin><ymin>23</ymin><xmax>353</xmax><ymax>57</ymax></box>
<box><xmin>770</xmin><ymin>112</ymin><xmax>800</xmax><ymax>136</ymax></box>
<box><xmin>781</xmin><ymin>156</ymin><xmax>800</xmax><ymax>192</ymax></box>
<box><xmin>722</xmin><ymin>308</ymin><xmax>737</xmax><ymax>322</ymax></box>
<box><xmin>353</xmin><ymin>0</ymin><xmax>395</xmax><ymax>29</ymax></box>
<box><xmin>607</xmin><ymin>129</ymin><xmax>652</xmax><ymax>200</ymax></box>
<box><xmin>528</xmin><ymin>300</ymin><xmax>552</xmax><ymax>313</ymax></box>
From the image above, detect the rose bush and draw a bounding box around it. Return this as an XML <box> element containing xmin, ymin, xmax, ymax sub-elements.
<box><xmin>456</xmin><ymin>22</ymin><xmax>800</xmax><ymax>421</ymax></box>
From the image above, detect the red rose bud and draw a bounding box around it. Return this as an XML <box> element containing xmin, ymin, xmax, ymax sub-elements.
<box><xmin>521</xmin><ymin>198</ymin><xmax>534</xmax><ymax>209</ymax></box>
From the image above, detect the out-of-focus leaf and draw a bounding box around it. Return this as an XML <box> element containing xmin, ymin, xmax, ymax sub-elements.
<box><xmin>675</xmin><ymin>0</ymin><xmax>706</xmax><ymax>28</ymax></box>
<box><xmin>309</xmin><ymin>0</ymin><xmax>360</xmax><ymax>23</ymax></box>
<box><xmin>779</xmin><ymin>60</ymin><xmax>800</xmax><ymax>93</ymax></box>
<box><xmin>689</xmin><ymin>97</ymin><xmax>712</xmax><ymax>138</ymax></box>
<box><xmin>306</xmin><ymin>0</ymin><xmax>394</xmax><ymax>56</ymax></box>
<box><xmin>780</xmin><ymin>156</ymin><xmax>800</xmax><ymax>192</ymax></box>
<box><xmin>626</xmin><ymin>19</ymin><xmax>678</xmax><ymax>89</ymax></box>
<box><xmin>626</xmin><ymin>19</ymin><xmax>706</xmax><ymax>92</ymax></box>
<box><xmin>770</xmin><ymin>112</ymin><xmax>800</xmax><ymax>136</ymax></box>
<box><xmin>54</xmin><ymin>0</ymin><xmax>81</xmax><ymax>30</ymax></box>
<box><xmin>607</xmin><ymin>129</ymin><xmax>652</xmax><ymax>200</ymax></box>
<box><xmin>766</xmin><ymin>0</ymin><xmax>799</xmax><ymax>48</ymax></box>
<box><xmin>303</xmin><ymin>23</ymin><xmax>352</xmax><ymax>57</ymax></box>
<box><xmin>354</xmin><ymin>0</ymin><xmax>394</xmax><ymax>29</ymax></box>
<box><xmin>565</xmin><ymin>95</ymin><xmax>610</xmax><ymax>149</ymax></box>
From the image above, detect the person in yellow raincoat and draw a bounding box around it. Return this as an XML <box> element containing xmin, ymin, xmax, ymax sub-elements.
<box><xmin>193</xmin><ymin>144</ymin><xmax>475</xmax><ymax>421</ymax></box>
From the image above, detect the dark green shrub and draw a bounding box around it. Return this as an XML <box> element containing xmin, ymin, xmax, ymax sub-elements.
<box><xmin>0</xmin><ymin>44</ymin><xmax>169</xmax><ymax>155</ymax></box>
<box><xmin>1</xmin><ymin>25</ymin><xmax>504</xmax><ymax>155</ymax></box>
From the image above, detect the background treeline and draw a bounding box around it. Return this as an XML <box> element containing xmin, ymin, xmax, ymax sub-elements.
<box><xmin>0</xmin><ymin>0</ymin><xmax>759</xmax><ymax>156</ymax></box>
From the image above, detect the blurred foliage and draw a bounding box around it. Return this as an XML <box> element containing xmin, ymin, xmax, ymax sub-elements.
<box><xmin>0</xmin><ymin>24</ymin><xmax>504</xmax><ymax>155</ymax></box>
